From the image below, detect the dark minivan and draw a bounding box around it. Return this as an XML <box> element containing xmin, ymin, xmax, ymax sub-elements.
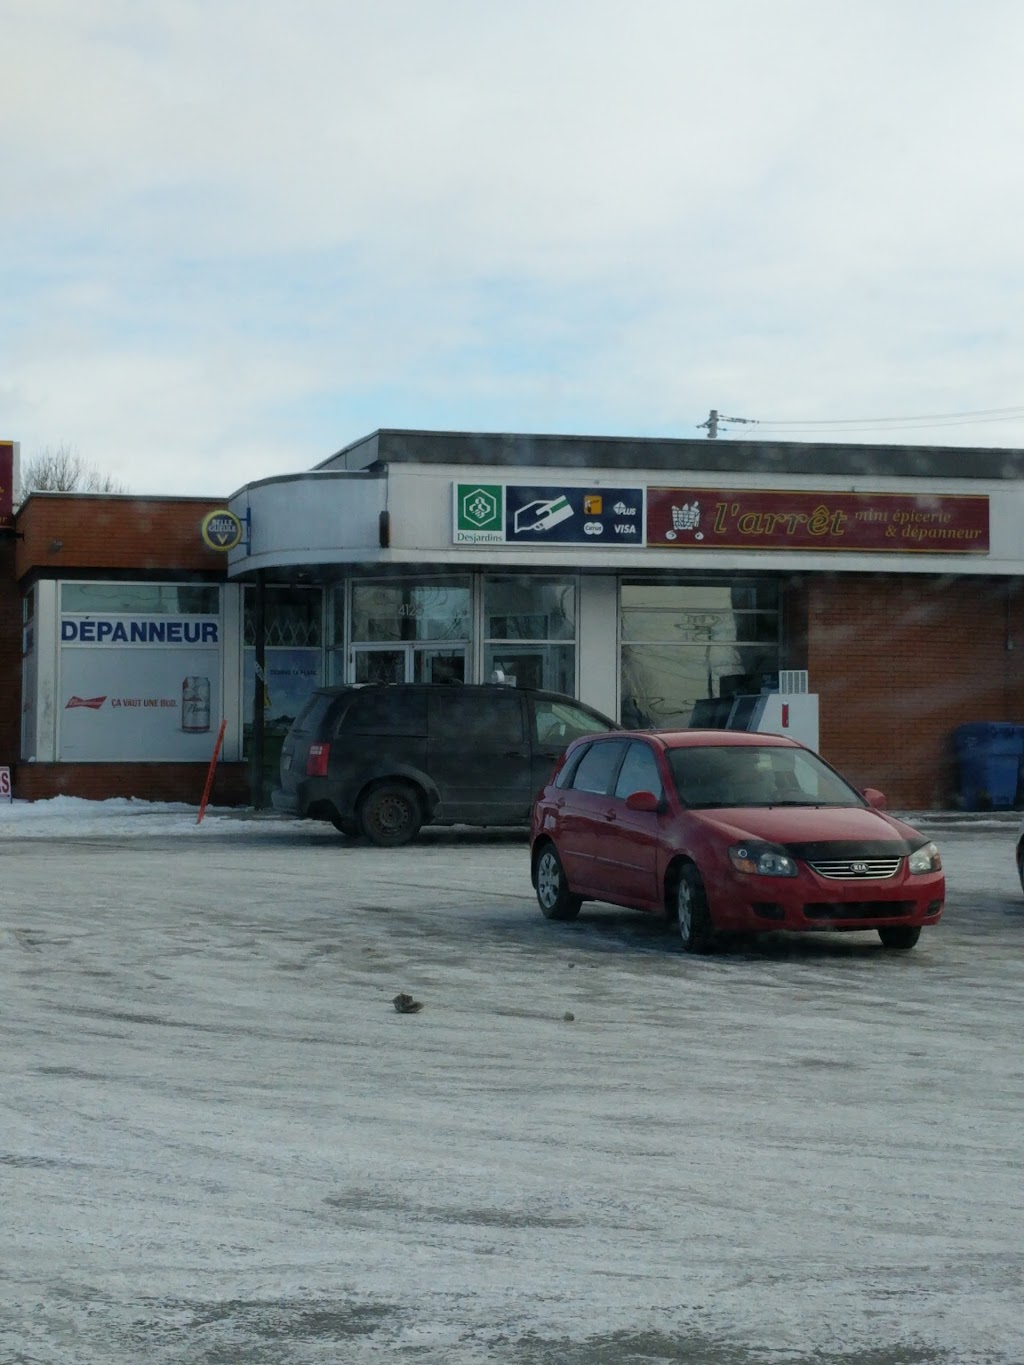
<box><xmin>273</xmin><ymin>683</ymin><xmax>618</xmax><ymax>846</ymax></box>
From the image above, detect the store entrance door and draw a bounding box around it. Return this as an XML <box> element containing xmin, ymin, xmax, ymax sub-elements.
<box><xmin>352</xmin><ymin>645</ymin><xmax>466</xmax><ymax>685</ymax></box>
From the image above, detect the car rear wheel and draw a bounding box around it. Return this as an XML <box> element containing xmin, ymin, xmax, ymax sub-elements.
<box><xmin>675</xmin><ymin>864</ymin><xmax>715</xmax><ymax>954</ymax></box>
<box><xmin>535</xmin><ymin>844</ymin><xmax>582</xmax><ymax>920</ymax></box>
<box><xmin>358</xmin><ymin>783</ymin><xmax>423</xmax><ymax>847</ymax></box>
<box><xmin>878</xmin><ymin>925</ymin><xmax>921</xmax><ymax>950</ymax></box>
<box><xmin>1017</xmin><ymin>844</ymin><xmax>1024</xmax><ymax>895</ymax></box>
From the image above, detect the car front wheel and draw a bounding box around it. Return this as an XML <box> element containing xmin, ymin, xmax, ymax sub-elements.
<box><xmin>675</xmin><ymin>864</ymin><xmax>715</xmax><ymax>954</ymax></box>
<box><xmin>358</xmin><ymin>783</ymin><xmax>423</xmax><ymax>847</ymax></box>
<box><xmin>1017</xmin><ymin>844</ymin><xmax>1024</xmax><ymax>895</ymax></box>
<box><xmin>878</xmin><ymin>925</ymin><xmax>921</xmax><ymax>950</ymax></box>
<box><xmin>535</xmin><ymin>844</ymin><xmax>582</xmax><ymax>920</ymax></box>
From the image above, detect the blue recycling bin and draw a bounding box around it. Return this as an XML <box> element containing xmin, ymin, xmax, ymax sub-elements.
<box><xmin>952</xmin><ymin>722</ymin><xmax>1024</xmax><ymax>809</ymax></box>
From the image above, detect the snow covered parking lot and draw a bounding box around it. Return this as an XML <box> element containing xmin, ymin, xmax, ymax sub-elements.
<box><xmin>2</xmin><ymin>802</ymin><xmax>1024</xmax><ymax>1364</ymax></box>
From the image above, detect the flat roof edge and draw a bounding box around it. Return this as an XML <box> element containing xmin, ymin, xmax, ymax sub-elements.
<box><xmin>227</xmin><ymin>469</ymin><xmax>382</xmax><ymax>500</ymax></box>
<box><xmin>312</xmin><ymin>429</ymin><xmax>1024</xmax><ymax>480</ymax></box>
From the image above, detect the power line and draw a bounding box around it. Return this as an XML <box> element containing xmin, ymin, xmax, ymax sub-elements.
<box><xmin>698</xmin><ymin>404</ymin><xmax>1024</xmax><ymax>439</ymax></box>
<box><xmin>752</xmin><ymin>404</ymin><xmax>1024</xmax><ymax>426</ymax></box>
<box><xmin>752</xmin><ymin>415</ymin><xmax>1024</xmax><ymax>434</ymax></box>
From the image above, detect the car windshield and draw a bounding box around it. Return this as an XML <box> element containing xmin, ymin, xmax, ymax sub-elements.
<box><xmin>667</xmin><ymin>744</ymin><xmax>865</xmax><ymax>809</ymax></box>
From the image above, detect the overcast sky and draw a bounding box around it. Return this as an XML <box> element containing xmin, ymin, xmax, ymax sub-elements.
<box><xmin>4</xmin><ymin>0</ymin><xmax>1024</xmax><ymax>497</ymax></box>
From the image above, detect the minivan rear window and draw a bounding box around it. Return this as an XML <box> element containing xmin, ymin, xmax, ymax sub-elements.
<box><xmin>290</xmin><ymin>692</ymin><xmax>335</xmax><ymax>736</ymax></box>
<box><xmin>341</xmin><ymin>690</ymin><xmax>428</xmax><ymax>736</ymax></box>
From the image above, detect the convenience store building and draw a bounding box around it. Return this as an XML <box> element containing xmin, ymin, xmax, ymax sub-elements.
<box><xmin>4</xmin><ymin>430</ymin><xmax>1023</xmax><ymax>810</ymax></box>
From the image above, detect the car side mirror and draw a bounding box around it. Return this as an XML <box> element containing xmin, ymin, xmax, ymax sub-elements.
<box><xmin>862</xmin><ymin>787</ymin><xmax>887</xmax><ymax>810</ymax></box>
<box><xmin>625</xmin><ymin>790</ymin><xmax>661</xmax><ymax>813</ymax></box>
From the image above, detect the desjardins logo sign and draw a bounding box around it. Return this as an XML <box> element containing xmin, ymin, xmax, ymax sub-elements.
<box><xmin>453</xmin><ymin>484</ymin><xmax>504</xmax><ymax>543</ymax></box>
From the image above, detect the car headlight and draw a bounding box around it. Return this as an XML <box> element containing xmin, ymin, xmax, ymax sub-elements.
<box><xmin>907</xmin><ymin>841</ymin><xmax>942</xmax><ymax>874</ymax></box>
<box><xmin>729</xmin><ymin>843</ymin><xmax>798</xmax><ymax>877</ymax></box>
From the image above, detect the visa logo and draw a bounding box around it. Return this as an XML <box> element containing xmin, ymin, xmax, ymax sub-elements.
<box><xmin>614</xmin><ymin>524</ymin><xmax>638</xmax><ymax>534</ymax></box>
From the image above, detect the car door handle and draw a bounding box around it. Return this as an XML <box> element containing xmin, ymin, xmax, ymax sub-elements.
<box><xmin>603</xmin><ymin>809</ymin><xmax>617</xmax><ymax>821</ymax></box>
<box><xmin>505</xmin><ymin>749</ymin><xmax>529</xmax><ymax>758</ymax></box>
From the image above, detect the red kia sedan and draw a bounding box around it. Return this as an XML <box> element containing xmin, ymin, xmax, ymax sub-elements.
<box><xmin>530</xmin><ymin>730</ymin><xmax>944</xmax><ymax>952</ymax></box>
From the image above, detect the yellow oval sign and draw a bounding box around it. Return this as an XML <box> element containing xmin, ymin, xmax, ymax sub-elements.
<box><xmin>201</xmin><ymin>509</ymin><xmax>243</xmax><ymax>552</ymax></box>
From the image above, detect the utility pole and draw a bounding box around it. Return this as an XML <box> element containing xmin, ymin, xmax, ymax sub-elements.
<box><xmin>697</xmin><ymin>409</ymin><xmax>759</xmax><ymax>439</ymax></box>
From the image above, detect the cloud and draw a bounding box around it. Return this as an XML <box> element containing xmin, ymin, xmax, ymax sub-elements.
<box><xmin>4</xmin><ymin>0</ymin><xmax>1024</xmax><ymax>494</ymax></box>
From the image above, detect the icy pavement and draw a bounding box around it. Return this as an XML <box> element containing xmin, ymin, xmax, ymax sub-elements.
<box><xmin>1</xmin><ymin>803</ymin><xmax>1023</xmax><ymax>1364</ymax></box>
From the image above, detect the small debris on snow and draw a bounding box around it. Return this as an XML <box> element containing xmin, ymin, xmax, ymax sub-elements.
<box><xmin>393</xmin><ymin>992</ymin><xmax>423</xmax><ymax>1014</ymax></box>
<box><xmin>563</xmin><ymin>1012</ymin><xmax>575</xmax><ymax>1022</ymax></box>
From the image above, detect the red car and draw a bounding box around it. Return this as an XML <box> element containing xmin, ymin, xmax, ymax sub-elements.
<box><xmin>530</xmin><ymin>729</ymin><xmax>944</xmax><ymax>952</ymax></box>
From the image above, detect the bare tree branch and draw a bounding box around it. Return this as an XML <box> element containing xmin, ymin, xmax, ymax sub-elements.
<box><xmin>18</xmin><ymin>444</ymin><xmax>128</xmax><ymax>500</ymax></box>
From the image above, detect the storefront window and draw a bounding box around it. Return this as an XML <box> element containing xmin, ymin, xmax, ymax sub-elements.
<box><xmin>483</xmin><ymin>576</ymin><xmax>576</xmax><ymax>693</ymax></box>
<box><xmin>61</xmin><ymin>583</ymin><xmax>221</xmax><ymax>615</ymax></box>
<box><xmin>243</xmin><ymin>585</ymin><xmax>324</xmax><ymax>758</ymax></box>
<box><xmin>21</xmin><ymin>588</ymin><xmax>37</xmax><ymax>760</ymax></box>
<box><xmin>331</xmin><ymin>585</ymin><xmax>346</xmax><ymax>645</ymax></box>
<box><xmin>484</xmin><ymin>576</ymin><xmax>575</xmax><ymax>641</ymax></box>
<box><xmin>22</xmin><ymin>586</ymin><xmax>35</xmax><ymax>658</ymax></box>
<box><xmin>620</xmin><ymin>580</ymin><xmax>780</xmax><ymax>728</ymax></box>
<box><xmin>57</xmin><ymin>581</ymin><xmax>223</xmax><ymax>762</ymax></box>
<box><xmin>243</xmin><ymin>585</ymin><xmax>322</xmax><ymax>647</ymax></box>
<box><xmin>351</xmin><ymin>580</ymin><xmax>471</xmax><ymax>643</ymax></box>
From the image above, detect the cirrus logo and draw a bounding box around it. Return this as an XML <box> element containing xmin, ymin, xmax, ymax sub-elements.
<box><xmin>584</xmin><ymin>521</ymin><xmax>604</xmax><ymax>535</ymax></box>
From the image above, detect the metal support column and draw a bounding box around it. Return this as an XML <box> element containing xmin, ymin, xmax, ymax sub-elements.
<box><xmin>249</xmin><ymin>570</ymin><xmax>266</xmax><ymax>809</ymax></box>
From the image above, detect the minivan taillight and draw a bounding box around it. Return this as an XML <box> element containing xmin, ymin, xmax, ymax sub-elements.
<box><xmin>306</xmin><ymin>742</ymin><xmax>330</xmax><ymax>777</ymax></box>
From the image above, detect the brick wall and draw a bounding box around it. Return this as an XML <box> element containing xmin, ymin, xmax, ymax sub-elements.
<box><xmin>0</xmin><ymin>537</ymin><xmax>19</xmax><ymax>766</ymax></box>
<box><xmin>16</xmin><ymin>493</ymin><xmax>227</xmax><ymax>576</ymax></box>
<box><xmin>808</xmin><ymin>574</ymin><xmax>1024</xmax><ymax>808</ymax></box>
<box><xmin>7</xmin><ymin>492</ymin><xmax>243</xmax><ymax>805</ymax></box>
<box><xmin>12</xmin><ymin>762</ymin><xmax>250</xmax><ymax>806</ymax></box>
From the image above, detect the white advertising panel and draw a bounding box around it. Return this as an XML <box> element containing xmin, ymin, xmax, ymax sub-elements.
<box><xmin>60</xmin><ymin>614</ymin><xmax>221</xmax><ymax>761</ymax></box>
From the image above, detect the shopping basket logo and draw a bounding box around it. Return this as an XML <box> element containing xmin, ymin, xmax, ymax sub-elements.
<box><xmin>666</xmin><ymin>500</ymin><xmax>704</xmax><ymax>541</ymax></box>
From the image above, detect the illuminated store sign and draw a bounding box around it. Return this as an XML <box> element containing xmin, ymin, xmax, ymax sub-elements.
<box><xmin>646</xmin><ymin>489</ymin><xmax>990</xmax><ymax>553</ymax></box>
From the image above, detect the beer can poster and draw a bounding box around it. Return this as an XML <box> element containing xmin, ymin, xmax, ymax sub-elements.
<box><xmin>58</xmin><ymin>611</ymin><xmax>221</xmax><ymax>761</ymax></box>
<box><xmin>182</xmin><ymin>676</ymin><xmax>212</xmax><ymax>732</ymax></box>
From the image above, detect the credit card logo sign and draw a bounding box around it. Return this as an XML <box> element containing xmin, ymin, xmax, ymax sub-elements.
<box><xmin>584</xmin><ymin>494</ymin><xmax>603</xmax><ymax>515</ymax></box>
<box><xmin>513</xmin><ymin>496</ymin><xmax>575</xmax><ymax>534</ymax></box>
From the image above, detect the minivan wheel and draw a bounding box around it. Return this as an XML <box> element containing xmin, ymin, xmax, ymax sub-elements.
<box><xmin>674</xmin><ymin>864</ymin><xmax>715</xmax><ymax>954</ymax></box>
<box><xmin>358</xmin><ymin>783</ymin><xmax>423</xmax><ymax>847</ymax></box>
<box><xmin>535</xmin><ymin>844</ymin><xmax>582</xmax><ymax>920</ymax></box>
<box><xmin>878</xmin><ymin>925</ymin><xmax>921</xmax><ymax>950</ymax></box>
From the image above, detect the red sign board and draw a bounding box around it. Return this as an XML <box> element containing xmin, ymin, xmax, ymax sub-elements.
<box><xmin>0</xmin><ymin>442</ymin><xmax>13</xmax><ymax>529</ymax></box>
<box><xmin>646</xmin><ymin>488</ymin><xmax>989</xmax><ymax>554</ymax></box>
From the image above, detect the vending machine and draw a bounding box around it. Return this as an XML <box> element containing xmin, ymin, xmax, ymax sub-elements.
<box><xmin>725</xmin><ymin>671</ymin><xmax>819</xmax><ymax>752</ymax></box>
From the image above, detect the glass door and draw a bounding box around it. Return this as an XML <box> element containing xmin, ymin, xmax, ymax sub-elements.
<box><xmin>352</xmin><ymin>645</ymin><xmax>466</xmax><ymax>685</ymax></box>
<box><xmin>414</xmin><ymin>648</ymin><xmax>465</xmax><ymax>684</ymax></box>
<box><xmin>352</xmin><ymin>647</ymin><xmax>407</xmax><ymax>685</ymax></box>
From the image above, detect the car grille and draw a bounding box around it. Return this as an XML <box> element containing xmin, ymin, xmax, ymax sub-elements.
<box><xmin>807</xmin><ymin>857</ymin><xmax>902</xmax><ymax>880</ymax></box>
<box><xmin>804</xmin><ymin>901</ymin><xmax>915</xmax><ymax>920</ymax></box>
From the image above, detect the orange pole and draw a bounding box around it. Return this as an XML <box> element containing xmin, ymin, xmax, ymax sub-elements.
<box><xmin>196</xmin><ymin>717</ymin><xmax>228</xmax><ymax>824</ymax></box>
